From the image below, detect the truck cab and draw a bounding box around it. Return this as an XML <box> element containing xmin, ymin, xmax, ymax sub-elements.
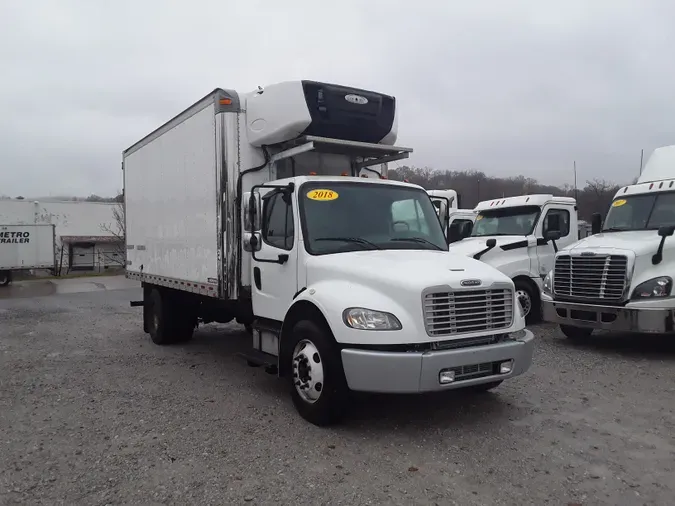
<box><xmin>427</xmin><ymin>189</ymin><xmax>477</xmax><ymax>244</ymax></box>
<box><xmin>447</xmin><ymin>194</ymin><xmax>578</xmax><ymax>322</ymax></box>
<box><xmin>542</xmin><ymin>145</ymin><xmax>675</xmax><ymax>340</ymax></box>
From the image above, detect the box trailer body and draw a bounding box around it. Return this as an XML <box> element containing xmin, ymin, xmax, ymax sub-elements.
<box><xmin>447</xmin><ymin>194</ymin><xmax>578</xmax><ymax>323</ymax></box>
<box><xmin>0</xmin><ymin>224</ymin><xmax>56</xmax><ymax>286</ymax></box>
<box><xmin>123</xmin><ymin>80</ymin><xmax>534</xmax><ymax>425</ymax></box>
<box><xmin>542</xmin><ymin>145</ymin><xmax>675</xmax><ymax>339</ymax></box>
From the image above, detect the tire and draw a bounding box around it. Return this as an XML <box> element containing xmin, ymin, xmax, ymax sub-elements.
<box><xmin>147</xmin><ymin>288</ymin><xmax>196</xmax><ymax>345</ymax></box>
<box><xmin>469</xmin><ymin>380</ymin><xmax>503</xmax><ymax>392</ymax></box>
<box><xmin>244</xmin><ymin>323</ymin><xmax>253</xmax><ymax>335</ymax></box>
<box><xmin>0</xmin><ymin>271</ymin><xmax>11</xmax><ymax>287</ymax></box>
<box><xmin>515</xmin><ymin>279</ymin><xmax>540</xmax><ymax>324</ymax></box>
<box><xmin>559</xmin><ymin>324</ymin><xmax>592</xmax><ymax>342</ymax></box>
<box><xmin>286</xmin><ymin>319</ymin><xmax>347</xmax><ymax>426</ymax></box>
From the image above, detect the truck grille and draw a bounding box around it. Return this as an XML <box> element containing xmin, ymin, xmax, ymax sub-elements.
<box><xmin>554</xmin><ymin>254</ymin><xmax>628</xmax><ymax>300</ymax></box>
<box><xmin>423</xmin><ymin>288</ymin><xmax>514</xmax><ymax>336</ymax></box>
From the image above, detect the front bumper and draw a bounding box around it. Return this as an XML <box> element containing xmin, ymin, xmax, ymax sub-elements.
<box><xmin>340</xmin><ymin>330</ymin><xmax>534</xmax><ymax>394</ymax></box>
<box><xmin>541</xmin><ymin>294</ymin><xmax>675</xmax><ymax>334</ymax></box>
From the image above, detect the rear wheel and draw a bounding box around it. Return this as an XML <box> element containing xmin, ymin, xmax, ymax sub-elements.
<box><xmin>0</xmin><ymin>270</ymin><xmax>11</xmax><ymax>287</ymax></box>
<box><xmin>559</xmin><ymin>324</ymin><xmax>592</xmax><ymax>342</ymax></box>
<box><xmin>147</xmin><ymin>288</ymin><xmax>196</xmax><ymax>345</ymax></box>
<box><xmin>515</xmin><ymin>279</ymin><xmax>540</xmax><ymax>324</ymax></box>
<box><xmin>287</xmin><ymin>320</ymin><xmax>347</xmax><ymax>426</ymax></box>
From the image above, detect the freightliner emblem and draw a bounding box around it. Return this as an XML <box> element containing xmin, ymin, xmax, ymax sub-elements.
<box><xmin>345</xmin><ymin>94</ymin><xmax>368</xmax><ymax>105</ymax></box>
<box><xmin>580</xmin><ymin>251</ymin><xmax>596</xmax><ymax>256</ymax></box>
<box><xmin>460</xmin><ymin>279</ymin><xmax>482</xmax><ymax>287</ymax></box>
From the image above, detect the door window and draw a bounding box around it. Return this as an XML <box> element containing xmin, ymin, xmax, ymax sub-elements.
<box><xmin>262</xmin><ymin>192</ymin><xmax>294</xmax><ymax>250</ymax></box>
<box><xmin>542</xmin><ymin>209</ymin><xmax>570</xmax><ymax>237</ymax></box>
<box><xmin>391</xmin><ymin>199</ymin><xmax>430</xmax><ymax>234</ymax></box>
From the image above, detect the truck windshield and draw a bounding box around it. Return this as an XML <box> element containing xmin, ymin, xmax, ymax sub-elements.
<box><xmin>471</xmin><ymin>205</ymin><xmax>540</xmax><ymax>237</ymax></box>
<box><xmin>603</xmin><ymin>191</ymin><xmax>675</xmax><ymax>231</ymax></box>
<box><xmin>299</xmin><ymin>182</ymin><xmax>447</xmax><ymax>255</ymax></box>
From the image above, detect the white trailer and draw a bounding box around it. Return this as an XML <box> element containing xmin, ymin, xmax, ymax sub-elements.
<box><xmin>448</xmin><ymin>194</ymin><xmax>578</xmax><ymax>323</ymax></box>
<box><xmin>542</xmin><ymin>145</ymin><xmax>675</xmax><ymax>340</ymax></box>
<box><xmin>123</xmin><ymin>80</ymin><xmax>534</xmax><ymax>425</ymax></box>
<box><xmin>0</xmin><ymin>224</ymin><xmax>56</xmax><ymax>286</ymax></box>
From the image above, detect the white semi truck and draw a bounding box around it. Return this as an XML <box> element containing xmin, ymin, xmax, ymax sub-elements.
<box><xmin>0</xmin><ymin>224</ymin><xmax>56</xmax><ymax>286</ymax></box>
<box><xmin>123</xmin><ymin>80</ymin><xmax>534</xmax><ymax>425</ymax></box>
<box><xmin>447</xmin><ymin>194</ymin><xmax>578</xmax><ymax>323</ymax></box>
<box><xmin>427</xmin><ymin>189</ymin><xmax>477</xmax><ymax>243</ymax></box>
<box><xmin>542</xmin><ymin>145</ymin><xmax>675</xmax><ymax>339</ymax></box>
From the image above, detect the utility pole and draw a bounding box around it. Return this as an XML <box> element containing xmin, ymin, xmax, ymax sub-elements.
<box><xmin>573</xmin><ymin>161</ymin><xmax>578</xmax><ymax>201</ymax></box>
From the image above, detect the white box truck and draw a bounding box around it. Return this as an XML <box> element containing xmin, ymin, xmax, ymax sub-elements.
<box><xmin>542</xmin><ymin>145</ymin><xmax>675</xmax><ymax>339</ymax></box>
<box><xmin>447</xmin><ymin>194</ymin><xmax>578</xmax><ymax>323</ymax></box>
<box><xmin>123</xmin><ymin>80</ymin><xmax>534</xmax><ymax>425</ymax></box>
<box><xmin>0</xmin><ymin>224</ymin><xmax>56</xmax><ymax>286</ymax></box>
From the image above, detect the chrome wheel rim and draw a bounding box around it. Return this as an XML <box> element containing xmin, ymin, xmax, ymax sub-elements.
<box><xmin>292</xmin><ymin>339</ymin><xmax>324</xmax><ymax>404</ymax></box>
<box><xmin>516</xmin><ymin>289</ymin><xmax>532</xmax><ymax>317</ymax></box>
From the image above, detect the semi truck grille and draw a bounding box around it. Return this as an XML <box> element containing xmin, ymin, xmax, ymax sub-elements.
<box><xmin>423</xmin><ymin>289</ymin><xmax>514</xmax><ymax>336</ymax></box>
<box><xmin>554</xmin><ymin>254</ymin><xmax>628</xmax><ymax>300</ymax></box>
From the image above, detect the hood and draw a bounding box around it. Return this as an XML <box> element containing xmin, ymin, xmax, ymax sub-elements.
<box><xmin>448</xmin><ymin>236</ymin><xmax>526</xmax><ymax>258</ymax></box>
<box><xmin>565</xmin><ymin>230</ymin><xmax>668</xmax><ymax>257</ymax></box>
<box><xmin>306</xmin><ymin>249</ymin><xmax>513</xmax><ymax>291</ymax></box>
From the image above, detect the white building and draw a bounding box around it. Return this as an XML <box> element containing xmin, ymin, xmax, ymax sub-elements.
<box><xmin>0</xmin><ymin>199</ymin><xmax>124</xmax><ymax>273</ymax></box>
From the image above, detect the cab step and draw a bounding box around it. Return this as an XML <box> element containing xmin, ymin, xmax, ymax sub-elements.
<box><xmin>237</xmin><ymin>349</ymin><xmax>278</xmax><ymax>374</ymax></box>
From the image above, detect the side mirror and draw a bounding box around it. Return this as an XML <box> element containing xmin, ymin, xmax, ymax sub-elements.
<box><xmin>486</xmin><ymin>238</ymin><xmax>497</xmax><ymax>248</ymax></box>
<box><xmin>243</xmin><ymin>192</ymin><xmax>261</xmax><ymax>232</ymax></box>
<box><xmin>591</xmin><ymin>213</ymin><xmax>602</xmax><ymax>234</ymax></box>
<box><xmin>658</xmin><ymin>225</ymin><xmax>675</xmax><ymax>237</ymax></box>
<box><xmin>447</xmin><ymin>222</ymin><xmax>461</xmax><ymax>244</ymax></box>
<box><xmin>545</xmin><ymin>230</ymin><xmax>562</xmax><ymax>241</ymax></box>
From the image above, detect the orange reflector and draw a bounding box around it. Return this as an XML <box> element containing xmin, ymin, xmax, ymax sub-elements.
<box><xmin>381</xmin><ymin>175</ymin><xmax>388</xmax><ymax>179</ymax></box>
<box><xmin>219</xmin><ymin>98</ymin><xmax>232</xmax><ymax>105</ymax></box>
<box><xmin>361</xmin><ymin>174</ymin><xmax>368</xmax><ymax>178</ymax></box>
<box><xmin>309</xmin><ymin>171</ymin><xmax>317</xmax><ymax>175</ymax></box>
<box><xmin>341</xmin><ymin>172</ymin><xmax>348</xmax><ymax>176</ymax></box>
<box><xmin>403</xmin><ymin>179</ymin><xmax>409</xmax><ymax>183</ymax></box>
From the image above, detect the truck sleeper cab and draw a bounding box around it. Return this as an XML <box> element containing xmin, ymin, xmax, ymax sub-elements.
<box><xmin>542</xmin><ymin>145</ymin><xmax>675</xmax><ymax>339</ymax></box>
<box><xmin>447</xmin><ymin>194</ymin><xmax>578</xmax><ymax>323</ymax></box>
<box><xmin>123</xmin><ymin>80</ymin><xmax>535</xmax><ymax>425</ymax></box>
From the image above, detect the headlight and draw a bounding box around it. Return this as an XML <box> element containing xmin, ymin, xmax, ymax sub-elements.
<box><xmin>342</xmin><ymin>307</ymin><xmax>402</xmax><ymax>331</ymax></box>
<box><xmin>631</xmin><ymin>276</ymin><xmax>672</xmax><ymax>299</ymax></box>
<box><xmin>543</xmin><ymin>270</ymin><xmax>553</xmax><ymax>295</ymax></box>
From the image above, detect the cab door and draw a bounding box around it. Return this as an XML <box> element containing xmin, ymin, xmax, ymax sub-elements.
<box><xmin>250</xmin><ymin>189</ymin><xmax>298</xmax><ymax>322</ymax></box>
<box><xmin>536</xmin><ymin>207</ymin><xmax>572</xmax><ymax>278</ymax></box>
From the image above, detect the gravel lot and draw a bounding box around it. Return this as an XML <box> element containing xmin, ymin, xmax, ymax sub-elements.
<box><xmin>1</xmin><ymin>284</ymin><xmax>675</xmax><ymax>505</ymax></box>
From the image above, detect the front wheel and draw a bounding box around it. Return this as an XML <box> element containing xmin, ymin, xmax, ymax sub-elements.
<box><xmin>515</xmin><ymin>279</ymin><xmax>540</xmax><ymax>324</ymax></box>
<box><xmin>559</xmin><ymin>324</ymin><xmax>593</xmax><ymax>342</ymax></box>
<box><xmin>287</xmin><ymin>320</ymin><xmax>347</xmax><ymax>426</ymax></box>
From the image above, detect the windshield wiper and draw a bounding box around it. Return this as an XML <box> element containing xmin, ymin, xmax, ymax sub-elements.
<box><xmin>390</xmin><ymin>237</ymin><xmax>444</xmax><ymax>250</ymax></box>
<box><xmin>602</xmin><ymin>227</ymin><xmax>628</xmax><ymax>232</ymax></box>
<box><xmin>314</xmin><ymin>237</ymin><xmax>382</xmax><ymax>250</ymax></box>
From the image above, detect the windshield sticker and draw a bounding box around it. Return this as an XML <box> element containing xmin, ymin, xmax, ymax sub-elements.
<box><xmin>307</xmin><ymin>189</ymin><xmax>339</xmax><ymax>201</ymax></box>
<box><xmin>612</xmin><ymin>199</ymin><xmax>627</xmax><ymax>208</ymax></box>
<box><xmin>476</xmin><ymin>215</ymin><xmax>483</xmax><ymax>221</ymax></box>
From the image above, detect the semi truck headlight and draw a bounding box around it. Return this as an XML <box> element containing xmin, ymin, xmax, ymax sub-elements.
<box><xmin>543</xmin><ymin>270</ymin><xmax>553</xmax><ymax>295</ymax></box>
<box><xmin>343</xmin><ymin>308</ymin><xmax>402</xmax><ymax>330</ymax></box>
<box><xmin>631</xmin><ymin>276</ymin><xmax>672</xmax><ymax>299</ymax></box>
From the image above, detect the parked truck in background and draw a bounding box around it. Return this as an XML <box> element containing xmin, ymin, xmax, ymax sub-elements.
<box><xmin>447</xmin><ymin>194</ymin><xmax>578</xmax><ymax>323</ymax></box>
<box><xmin>426</xmin><ymin>189</ymin><xmax>477</xmax><ymax>243</ymax></box>
<box><xmin>123</xmin><ymin>80</ymin><xmax>534</xmax><ymax>425</ymax></box>
<box><xmin>542</xmin><ymin>145</ymin><xmax>675</xmax><ymax>339</ymax></box>
<box><xmin>0</xmin><ymin>224</ymin><xmax>56</xmax><ymax>286</ymax></box>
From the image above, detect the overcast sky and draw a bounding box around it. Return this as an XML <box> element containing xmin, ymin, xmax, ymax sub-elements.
<box><xmin>2</xmin><ymin>0</ymin><xmax>674</xmax><ymax>197</ymax></box>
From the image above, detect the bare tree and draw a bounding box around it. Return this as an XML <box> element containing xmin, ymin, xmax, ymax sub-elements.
<box><xmin>100</xmin><ymin>196</ymin><xmax>126</xmax><ymax>268</ymax></box>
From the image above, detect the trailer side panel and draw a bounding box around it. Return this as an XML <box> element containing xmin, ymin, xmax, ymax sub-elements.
<box><xmin>0</xmin><ymin>224</ymin><xmax>56</xmax><ymax>270</ymax></box>
<box><xmin>124</xmin><ymin>101</ymin><xmax>220</xmax><ymax>292</ymax></box>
